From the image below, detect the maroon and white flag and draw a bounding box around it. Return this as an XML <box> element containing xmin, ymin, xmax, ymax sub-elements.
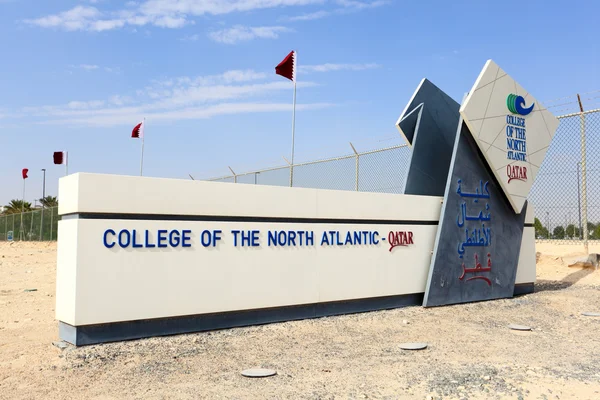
<box><xmin>132</xmin><ymin>121</ymin><xmax>144</xmax><ymax>138</ymax></box>
<box><xmin>275</xmin><ymin>50</ymin><xmax>296</xmax><ymax>82</ymax></box>
<box><xmin>53</xmin><ymin>151</ymin><xmax>66</xmax><ymax>165</ymax></box>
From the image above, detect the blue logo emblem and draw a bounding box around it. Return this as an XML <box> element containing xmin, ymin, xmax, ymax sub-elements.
<box><xmin>507</xmin><ymin>94</ymin><xmax>534</xmax><ymax>116</ymax></box>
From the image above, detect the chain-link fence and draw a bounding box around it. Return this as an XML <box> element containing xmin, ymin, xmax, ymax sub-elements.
<box><xmin>529</xmin><ymin>108</ymin><xmax>600</xmax><ymax>245</ymax></box>
<box><xmin>3</xmin><ymin>99</ymin><xmax>597</xmax><ymax>245</ymax></box>
<box><xmin>208</xmin><ymin>144</ymin><xmax>413</xmax><ymax>193</ymax></box>
<box><xmin>0</xmin><ymin>207</ymin><xmax>59</xmax><ymax>241</ymax></box>
<box><xmin>206</xmin><ymin>105</ymin><xmax>600</xmax><ymax>247</ymax></box>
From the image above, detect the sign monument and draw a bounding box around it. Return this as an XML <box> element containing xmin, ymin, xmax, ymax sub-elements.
<box><xmin>55</xmin><ymin>60</ymin><xmax>556</xmax><ymax>345</ymax></box>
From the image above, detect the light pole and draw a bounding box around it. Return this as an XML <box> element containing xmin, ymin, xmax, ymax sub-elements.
<box><xmin>546</xmin><ymin>211</ymin><xmax>550</xmax><ymax>239</ymax></box>
<box><xmin>577</xmin><ymin>162</ymin><xmax>582</xmax><ymax>239</ymax></box>
<box><xmin>40</xmin><ymin>169</ymin><xmax>46</xmax><ymax>241</ymax></box>
<box><xmin>42</xmin><ymin>169</ymin><xmax>46</xmax><ymax>199</ymax></box>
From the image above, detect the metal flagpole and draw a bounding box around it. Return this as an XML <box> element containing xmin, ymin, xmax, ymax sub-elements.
<box><xmin>140</xmin><ymin>118</ymin><xmax>146</xmax><ymax>176</ymax></box>
<box><xmin>289</xmin><ymin>56</ymin><xmax>297</xmax><ymax>188</ymax></box>
<box><xmin>40</xmin><ymin>169</ymin><xmax>46</xmax><ymax>241</ymax></box>
<box><xmin>20</xmin><ymin>178</ymin><xmax>25</xmax><ymax>241</ymax></box>
<box><xmin>65</xmin><ymin>151</ymin><xmax>69</xmax><ymax>176</ymax></box>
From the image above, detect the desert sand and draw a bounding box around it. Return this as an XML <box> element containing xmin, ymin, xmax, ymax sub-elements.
<box><xmin>1</xmin><ymin>241</ymin><xmax>599</xmax><ymax>400</ymax></box>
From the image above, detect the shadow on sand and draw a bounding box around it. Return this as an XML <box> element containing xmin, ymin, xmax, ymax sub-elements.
<box><xmin>535</xmin><ymin>267</ymin><xmax>595</xmax><ymax>293</ymax></box>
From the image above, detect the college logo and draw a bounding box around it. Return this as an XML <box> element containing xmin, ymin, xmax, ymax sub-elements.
<box><xmin>505</xmin><ymin>95</ymin><xmax>530</xmax><ymax>183</ymax></box>
<box><xmin>506</xmin><ymin>94</ymin><xmax>534</xmax><ymax>116</ymax></box>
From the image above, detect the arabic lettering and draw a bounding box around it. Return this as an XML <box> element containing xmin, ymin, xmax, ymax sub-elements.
<box><xmin>456</xmin><ymin>179</ymin><xmax>490</xmax><ymax>202</ymax></box>
<box><xmin>459</xmin><ymin>253</ymin><xmax>492</xmax><ymax>286</ymax></box>
<box><xmin>455</xmin><ymin>178</ymin><xmax>494</xmax><ymax>286</ymax></box>
<box><xmin>457</xmin><ymin>224</ymin><xmax>491</xmax><ymax>258</ymax></box>
<box><xmin>457</xmin><ymin>202</ymin><xmax>491</xmax><ymax>227</ymax></box>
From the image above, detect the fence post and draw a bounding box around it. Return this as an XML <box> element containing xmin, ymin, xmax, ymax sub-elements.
<box><xmin>577</xmin><ymin>94</ymin><xmax>589</xmax><ymax>253</ymax></box>
<box><xmin>50</xmin><ymin>208</ymin><xmax>54</xmax><ymax>241</ymax></box>
<box><xmin>282</xmin><ymin>156</ymin><xmax>293</xmax><ymax>187</ymax></box>
<box><xmin>40</xmin><ymin>207</ymin><xmax>44</xmax><ymax>241</ymax></box>
<box><xmin>29</xmin><ymin>211</ymin><xmax>34</xmax><ymax>241</ymax></box>
<box><xmin>228</xmin><ymin>166</ymin><xmax>237</xmax><ymax>184</ymax></box>
<box><xmin>577</xmin><ymin>162</ymin><xmax>582</xmax><ymax>239</ymax></box>
<box><xmin>350</xmin><ymin>142</ymin><xmax>359</xmax><ymax>191</ymax></box>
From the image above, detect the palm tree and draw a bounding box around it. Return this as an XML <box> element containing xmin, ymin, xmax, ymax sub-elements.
<box><xmin>3</xmin><ymin>199</ymin><xmax>32</xmax><ymax>214</ymax></box>
<box><xmin>39</xmin><ymin>196</ymin><xmax>58</xmax><ymax>208</ymax></box>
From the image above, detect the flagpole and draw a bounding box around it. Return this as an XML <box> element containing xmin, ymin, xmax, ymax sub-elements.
<box><xmin>290</xmin><ymin>61</ymin><xmax>297</xmax><ymax>188</ymax></box>
<box><xmin>20</xmin><ymin>178</ymin><xmax>25</xmax><ymax>241</ymax></box>
<box><xmin>140</xmin><ymin>117</ymin><xmax>145</xmax><ymax>176</ymax></box>
<box><xmin>65</xmin><ymin>151</ymin><xmax>69</xmax><ymax>176</ymax></box>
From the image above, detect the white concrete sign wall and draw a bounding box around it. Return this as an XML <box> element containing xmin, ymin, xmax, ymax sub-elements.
<box><xmin>56</xmin><ymin>173</ymin><xmax>536</xmax><ymax>345</ymax></box>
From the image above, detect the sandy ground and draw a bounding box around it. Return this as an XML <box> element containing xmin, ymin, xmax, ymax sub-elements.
<box><xmin>1</xmin><ymin>242</ymin><xmax>600</xmax><ymax>400</ymax></box>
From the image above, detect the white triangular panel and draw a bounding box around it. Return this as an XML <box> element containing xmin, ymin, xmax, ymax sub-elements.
<box><xmin>459</xmin><ymin>60</ymin><xmax>560</xmax><ymax>213</ymax></box>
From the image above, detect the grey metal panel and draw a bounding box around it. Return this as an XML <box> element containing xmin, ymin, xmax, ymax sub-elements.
<box><xmin>513</xmin><ymin>283</ymin><xmax>534</xmax><ymax>296</ymax></box>
<box><xmin>58</xmin><ymin>322</ymin><xmax>77</xmax><ymax>345</ymax></box>
<box><xmin>397</xmin><ymin>79</ymin><xmax>461</xmax><ymax>196</ymax></box>
<box><xmin>59</xmin><ymin>293</ymin><xmax>424</xmax><ymax>346</ymax></box>
<box><xmin>398</xmin><ymin>103</ymin><xmax>422</xmax><ymax>145</ymax></box>
<box><xmin>58</xmin><ymin>283</ymin><xmax>535</xmax><ymax>345</ymax></box>
<box><xmin>423</xmin><ymin>122</ymin><xmax>527</xmax><ymax>307</ymax></box>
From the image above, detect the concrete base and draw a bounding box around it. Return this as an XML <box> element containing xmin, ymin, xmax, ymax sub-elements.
<box><xmin>60</xmin><ymin>283</ymin><xmax>534</xmax><ymax>346</ymax></box>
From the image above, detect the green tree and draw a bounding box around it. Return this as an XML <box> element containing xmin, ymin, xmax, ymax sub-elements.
<box><xmin>566</xmin><ymin>224</ymin><xmax>580</xmax><ymax>238</ymax></box>
<box><xmin>553</xmin><ymin>225</ymin><xmax>565</xmax><ymax>239</ymax></box>
<box><xmin>588</xmin><ymin>222</ymin><xmax>598</xmax><ymax>240</ymax></box>
<box><xmin>2</xmin><ymin>199</ymin><xmax>32</xmax><ymax>214</ymax></box>
<box><xmin>534</xmin><ymin>217</ymin><xmax>549</xmax><ymax>239</ymax></box>
<box><xmin>39</xmin><ymin>196</ymin><xmax>58</xmax><ymax>208</ymax></box>
<box><xmin>594</xmin><ymin>225</ymin><xmax>600</xmax><ymax>240</ymax></box>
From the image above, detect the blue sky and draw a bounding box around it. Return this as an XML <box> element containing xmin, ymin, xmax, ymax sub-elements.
<box><xmin>1</xmin><ymin>0</ymin><xmax>598</xmax><ymax>206</ymax></box>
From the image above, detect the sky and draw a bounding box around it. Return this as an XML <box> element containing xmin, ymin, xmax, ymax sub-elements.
<box><xmin>0</xmin><ymin>0</ymin><xmax>599</xmax><ymax>206</ymax></box>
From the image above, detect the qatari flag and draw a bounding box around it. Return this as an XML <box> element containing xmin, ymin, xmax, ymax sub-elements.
<box><xmin>132</xmin><ymin>121</ymin><xmax>144</xmax><ymax>138</ymax></box>
<box><xmin>53</xmin><ymin>151</ymin><xmax>66</xmax><ymax>165</ymax></box>
<box><xmin>22</xmin><ymin>168</ymin><xmax>28</xmax><ymax>179</ymax></box>
<box><xmin>275</xmin><ymin>50</ymin><xmax>296</xmax><ymax>82</ymax></box>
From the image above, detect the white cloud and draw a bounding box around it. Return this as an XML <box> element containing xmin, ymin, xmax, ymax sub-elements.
<box><xmin>25</xmin><ymin>6</ymin><xmax>101</xmax><ymax>31</ymax></box>
<box><xmin>137</xmin><ymin>0</ymin><xmax>324</xmax><ymax>16</ymax></box>
<box><xmin>90</xmin><ymin>19</ymin><xmax>127</xmax><ymax>31</ymax></box>
<box><xmin>77</xmin><ymin>64</ymin><xmax>100</xmax><ymax>70</ymax></box>
<box><xmin>285</xmin><ymin>0</ymin><xmax>387</xmax><ymax>21</ymax></box>
<box><xmin>67</xmin><ymin>100</ymin><xmax>105</xmax><ymax>109</ymax></box>
<box><xmin>109</xmin><ymin>95</ymin><xmax>133</xmax><ymax>106</ymax></box>
<box><xmin>300</xmin><ymin>63</ymin><xmax>380</xmax><ymax>73</ymax></box>
<box><xmin>208</xmin><ymin>25</ymin><xmax>291</xmax><ymax>44</ymax></box>
<box><xmin>153</xmin><ymin>15</ymin><xmax>188</xmax><ymax>28</ymax></box>
<box><xmin>42</xmin><ymin>102</ymin><xmax>333</xmax><ymax>126</ymax></box>
<box><xmin>24</xmin><ymin>0</ymin><xmax>325</xmax><ymax>32</ymax></box>
<box><xmin>10</xmin><ymin>68</ymin><xmax>327</xmax><ymax>126</ymax></box>
<box><xmin>151</xmin><ymin>70</ymin><xmax>268</xmax><ymax>88</ymax></box>
<box><xmin>24</xmin><ymin>0</ymin><xmax>388</xmax><ymax>33</ymax></box>
<box><xmin>180</xmin><ymin>33</ymin><xmax>200</xmax><ymax>41</ymax></box>
<box><xmin>287</xmin><ymin>10</ymin><xmax>330</xmax><ymax>21</ymax></box>
<box><xmin>69</xmin><ymin>64</ymin><xmax>119</xmax><ymax>73</ymax></box>
<box><xmin>334</xmin><ymin>0</ymin><xmax>388</xmax><ymax>9</ymax></box>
